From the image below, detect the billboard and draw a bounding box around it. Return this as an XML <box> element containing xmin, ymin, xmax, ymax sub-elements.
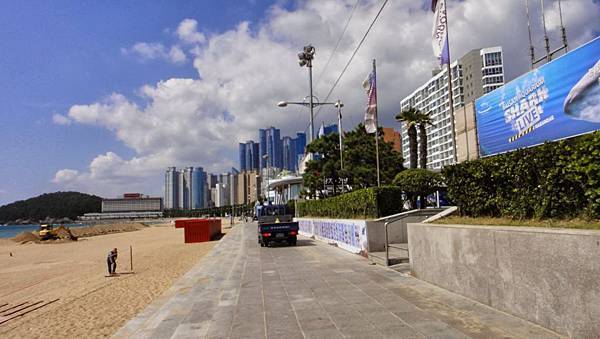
<box><xmin>476</xmin><ymin>37</ymin><xmax>600</xmax><ymax>156</ymax></box>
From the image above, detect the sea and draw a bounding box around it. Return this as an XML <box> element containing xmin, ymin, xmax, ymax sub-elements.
<box><xmin>0</xmin><ymin>224</ymin><xmax>86</xmax><ymax>238</ymax></box>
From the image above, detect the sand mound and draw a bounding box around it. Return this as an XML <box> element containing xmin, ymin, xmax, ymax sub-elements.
<box><xmin>70</xmin><ymin>223</ymin><xmax>147</xmax><ymax>238</ymax></box>
<box><xmin>12</xmin><ymin>232</ymin><xmax>39</xmax><ymax>244</ymax></box>
<box><xmin>53</xmin><ymin>226</ymin><xmax>77</xmax><ymax>241</ymax></box>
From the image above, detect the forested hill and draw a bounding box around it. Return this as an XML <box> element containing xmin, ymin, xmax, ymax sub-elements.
<box><xmin>0</xmin><ymin>191</ymin><xmax>102</xmax><ymax>224</ymax></box>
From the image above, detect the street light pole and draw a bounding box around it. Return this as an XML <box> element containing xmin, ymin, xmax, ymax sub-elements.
<box><xmin>335</xmin><ymin>100</ymin><xmax>344</xmax><ymax>171</ymax></box>
<box><xmin>278</xmin><ymin>97</ymin><xmax>344</xmax><ymax>171</ymax></box>
<box><xmin>298</xmin><ymin>45</ymin><xmax>316</xmax><ymax>143</ymax></box>
<box><xmin>308</xmin><ymin>61</ymin><xmax>314</xmax><ymax>143</ymax></box>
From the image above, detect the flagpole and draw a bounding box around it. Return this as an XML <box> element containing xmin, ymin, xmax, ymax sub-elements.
<box><xmin>443</xmin><ymin>0</ymin><xmax>458</xmax><ymax>164</ymax></box>
<box><xmin>373</xmin><ymin>59</ymin><xmax>381</xmax><ymax>187</ymax></box>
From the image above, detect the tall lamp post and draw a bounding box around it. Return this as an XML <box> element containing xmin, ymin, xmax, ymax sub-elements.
<box><xmin>278</xmin><ymin>98</ymin><xmax>344</xmax><ymax>171</ymax></box>
<box><xmin>298</xmin><ymin>45</ymin><xmax>316</xmax><ymax>142</ymax></box>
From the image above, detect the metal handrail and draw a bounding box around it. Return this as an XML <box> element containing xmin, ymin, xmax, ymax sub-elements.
<box><xmin>382</xmin><ymin>210</ymin><xmax>421</xmax><ymax>266</ymax></box>
<box><xmin>380</xmin><ymin>208</ymin><xmax>446</xmax><ymax>266</ymax></box>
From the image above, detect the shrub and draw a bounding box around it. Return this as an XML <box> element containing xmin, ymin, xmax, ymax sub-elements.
<box><xmin>297</xmin><ymin>186</ymin><xmax>404</xmax><ymax>219</ymax></box>
<box><xmin>442</xmin><ymin>131</ymin><xmax>600</xmax><ymax>219</ymax></box>
<box><xmin>393</xmin><ymin>169</ymin><xmax>442</xmax><ymax>207</ymax></box>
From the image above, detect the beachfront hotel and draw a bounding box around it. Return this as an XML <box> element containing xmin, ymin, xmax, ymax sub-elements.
<box><xmin>399</xmin><ymin>46</ymin><xmax>504</xmax><ymax>169</ymax></box>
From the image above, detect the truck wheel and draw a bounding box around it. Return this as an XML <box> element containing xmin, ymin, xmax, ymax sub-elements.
<box><xmin>260</xmin><ymin>242</ymin><xmax>265</xmax><ymax>247</ymax></box>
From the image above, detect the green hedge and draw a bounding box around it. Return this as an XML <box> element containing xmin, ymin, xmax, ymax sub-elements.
<box><xmin>442</xmin><ymin>131</ymin><xmax>600</xmax><ymax>219</ymax></box>
<box><xmin>297</xmin><ymin>186</ymin><xmax>404</xmax><ymax>219</ymax></box>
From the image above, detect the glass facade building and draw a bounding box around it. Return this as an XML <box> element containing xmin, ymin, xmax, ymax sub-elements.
<box><xmin>239</xmin><ymin>141</ymin><xmax>260</xmax><ymax>171</ymax></box>
<box><xmin>318</xmin><ymin>123</ymin><xmax>338</xmax><ymax>138</ymax></box>
<box><xmin>282</xmin><ymin>136</ymin><xmax>297</xmax><ymax>172</ymax></box>
<box><xmin>163</xmin><ymin>166</ymin><xmax>207</xmax><ymax>210</ymax></box>
<box><xmin>259</xmin><ymin>127</ymin><xmax>282</xmax><ymax>171</ymax></box>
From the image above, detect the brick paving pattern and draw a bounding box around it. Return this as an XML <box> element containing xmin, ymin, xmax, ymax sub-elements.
<box><xmin>113</xmin><ymin>222</ymin><xmax>562</xmax><ymax>339</ymax></box>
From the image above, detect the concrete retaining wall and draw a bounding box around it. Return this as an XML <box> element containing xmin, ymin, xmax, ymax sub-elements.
<box><xmin>367</xmin><ymin>209</ymin><xmax>444</xmax><ymax>252</ymax></box>
<box><xmin>408</xmin><ymin>223</ymin><xmax>600</xmax><ymax>338</ymax></box>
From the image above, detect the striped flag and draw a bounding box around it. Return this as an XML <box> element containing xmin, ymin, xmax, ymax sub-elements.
<box><xmin>432</xmin><ymin>0</ymin><xmax>450</xmax><ymax>65</ymax></box>
<box><xmin>362</xmin><ymin>69</ymin><xmax>377</xmax><ymax>134</ymax></box>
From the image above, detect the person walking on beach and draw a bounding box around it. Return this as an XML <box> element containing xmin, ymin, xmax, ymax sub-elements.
<box><xmin>107</xmin><ymin>248</ymin><xmax>118</xmax><ymax>275</ymax></box>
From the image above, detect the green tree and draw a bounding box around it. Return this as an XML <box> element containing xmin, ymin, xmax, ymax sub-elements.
<box><xmin>393</xmin><ymin>169</ymin><xmax>442</xmax><ymax>209</ymax></box>
<box><xmin>302</xmin><ymin>124</ymin><xmax>404</xmax><ymax>197</ymax></box>
<box><xmin>303</xmin><ymin>133</ymin><xmax>342</xmax><ymax>198</ymax></box>
<box><xmin>339</xmin><ymin>124</ymin><xmax>404</xmax><ymax>188</ymax></box>
<box><xmin>0</xmin><ymin>191</ymin><xmax>102</xmax><ymax>224</ymax></box>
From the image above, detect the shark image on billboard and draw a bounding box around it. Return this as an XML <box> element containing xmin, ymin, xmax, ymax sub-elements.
<box><xmin>475</xmin><ymin>36</ymin><xmax>600</xmax><ymax>156</ymax></box>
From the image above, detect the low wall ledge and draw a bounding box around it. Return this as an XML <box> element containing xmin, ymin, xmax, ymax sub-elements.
<box><xmin>409</xmin><ymin>222</ymin><xmax>600</xmax><ymax>237</ymax></box>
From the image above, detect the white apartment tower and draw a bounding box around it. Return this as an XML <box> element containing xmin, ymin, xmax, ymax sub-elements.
<box><xmin>164</xmin><ymin>167</ymin><xmax>178</xmax><ymax>209</ymax></box>
<box><xmin>164</xmin><ymin>166</ymin><xmax>207</xmax><ymax>210</ymax></box>
<box><xmin>400</xmin><ymin>46</ymin><xmax>504</xmax><ymax>169</ymax></box>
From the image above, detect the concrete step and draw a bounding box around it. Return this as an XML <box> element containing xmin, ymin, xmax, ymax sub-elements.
<box><xmin>388</xmin><ymin>243</ymin><xmax>409</xmax><ymax>251</ymax></box>
<box><xmin>368</xmin><ymin>245</ymin><xmax>409</xmax><ymax>266</ymax></box>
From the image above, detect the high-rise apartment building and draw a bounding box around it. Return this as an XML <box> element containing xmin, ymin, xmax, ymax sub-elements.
<box><xmin>318</xmin><ymin>123</ymin><xmax>338</xmax><ymax>138</ymax></box>
<box><xmin>190</xmin><ymin>167</ymin><xmax>206</xmax><ymax>209</ymax></box>
<box><xmin>243</xmin><ymin>129</ymin><xmax>306</xmax><ymax>175</ymax></box>
<box><xmin>282</xmin><ymin>136</ymin><xmax>297</xmax><ymax>172</ymax></box>
<box><xmin>399</xmin><ymin>46</ymin><xmax>504</xmax><ymax>169</ymax></box>
<box><xmin>239</xmin><ymin>143</ymin><xmax>247</xmax><ymax>171</ymax></box>
<box><xmin>163</xmin><ymin>167</ymin><xmax>207</xmax><ymax>210</ymax></box>
<box><xmin>229</xmin><ymin>168</ymin><xmax>240</xmax><ymax>205</ymax></box>
<box><xmin>239</xmin><ymin>141</ymin><xmax>260</xmax><ymax>171</ymax></box>
<box><xmin>295</xmin><ymin>132</ymin><xmax>306</xmax><ymax>164</ymax></box>
<box><xmin>259</xmin><ymin>127</ymin><xmax>282</xmax><ymax>170</ymax></box>
<box><xmin>164</xmin><ymin>167</ymin><xmax>179</xmax><ymax>209</ymax></box>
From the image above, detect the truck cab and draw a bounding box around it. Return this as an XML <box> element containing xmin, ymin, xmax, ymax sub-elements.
<box><xmin>257</xmin><ymin>204</ymin><xmax>299</xmax><ymax>247</ymax></box>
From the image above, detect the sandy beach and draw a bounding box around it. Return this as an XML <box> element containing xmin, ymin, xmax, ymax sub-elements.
<box><xmin>0</xmin><ymin>222</ymin><xmax>222</xmax><ymax>338</ymax></box>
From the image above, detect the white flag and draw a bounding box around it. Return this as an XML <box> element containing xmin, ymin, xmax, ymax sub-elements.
<box><xmin>362</xmin><ymin>70</ymin><xmax>377</xmax><ymax>134</ymax></box>
<box><xmin>432</xmin><ymin>0</ymin><xmax>450</xmax><ymax>65</ymax></box>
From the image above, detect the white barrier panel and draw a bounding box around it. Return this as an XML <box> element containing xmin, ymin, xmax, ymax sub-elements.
<box><xmin>295</xmin><ymin>217</ymin><xmax>368</xmax><ymax>254</ymax></box>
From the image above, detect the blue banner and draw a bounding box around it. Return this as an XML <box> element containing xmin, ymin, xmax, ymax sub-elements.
<box><xmin>476</xmin><ymin>37</ymin><xmax>600</xmax><ymax>156</ymax></box>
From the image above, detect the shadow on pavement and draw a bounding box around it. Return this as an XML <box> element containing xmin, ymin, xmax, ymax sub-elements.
<box><xmin>265</xmin><ymin>239</ymin><xmax>317</xmax><ymax>248</ymax></box>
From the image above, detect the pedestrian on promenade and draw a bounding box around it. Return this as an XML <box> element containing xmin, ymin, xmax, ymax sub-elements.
<box><xmin>107</xmin><ymin>248</ymin><xmax>118</xmax><ymax>275</ymax></box>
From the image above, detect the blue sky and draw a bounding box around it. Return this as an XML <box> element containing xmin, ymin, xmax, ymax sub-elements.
<box><xmin>0</xmin><ymin>0</ymin><xmax>277</xmax><ymax>204</ymax></box>
<box><xmin>1</xmin><ymin>0</ymin><xmax>598</xmax><ymax>205</ymax></box>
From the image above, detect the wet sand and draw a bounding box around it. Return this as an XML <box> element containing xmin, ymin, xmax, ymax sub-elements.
<box><xmin>0</xmin><ymin>223</ymin><xmax>220</xmax><ymax>338</ymax></box>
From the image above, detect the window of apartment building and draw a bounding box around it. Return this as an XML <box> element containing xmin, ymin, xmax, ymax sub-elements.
<box><xmin>482</xmin><ymin>66</ymin><xmax>503</xmax><ymax>76</ymax></box>
<box><xmin>484</xmin><ymin>52</ymin><xmax>502</xmax><ymax>66</ymax></box>
<box><xmin>483</xmin><ymin>75</ymin><xmax>503</xmax><ymax>85</ymax></box>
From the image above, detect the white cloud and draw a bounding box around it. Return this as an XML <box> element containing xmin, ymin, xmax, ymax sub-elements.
<box><xmin>168</xmin><ymin>45</ymin><xmax>187</xmax><ymax>63</ymax></box>
<box><xmin>177</xmin><ymin>18</ymin><xmax>206</xmax><ymax>44</ymax></box>
<box><xmin>52</xmin><ymin>169</ymin><xmax>79</xmax><ymax>184</ymax></box>
<box><xmin>55</xmin><ymin>0</ymin><xmax>600</xmax><ymax>197</ymax></box>
<box><xmin>122</xmin><ymin>42</ymin><xmax>187</xmax><ymax>64</ymax></box>
<box><xmin>52</xmin><ymin>113</ymin><xmax>71</xmax><ymax>125</ymax></box>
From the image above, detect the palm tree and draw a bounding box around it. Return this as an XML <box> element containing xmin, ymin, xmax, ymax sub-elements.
<box><xmin>415</xmin><ymin>112</ymin><xmax>433</xmax><ymax>169</ymax></box>
<box><xmin>397</xmin><ymin>107</ymin><xmax>432</xmax><ymax>209</ymax></box>
<box><xmin>395</xmin><ymin>107</ymin><xmax>420</xmax><ymax>169</ymax></box>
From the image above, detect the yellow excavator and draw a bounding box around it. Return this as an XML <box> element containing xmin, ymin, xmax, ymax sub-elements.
<box><xmin>39</xmin><ymin>224</ymin><xmax>55</xmax><ymax>240</ymax></box>
<box><xmin>39</xmin><ymin>224</ymin><xmax>76</xmax><ymax>241</ymax></box>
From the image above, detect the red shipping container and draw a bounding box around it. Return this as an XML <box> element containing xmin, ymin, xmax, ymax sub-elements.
<box><xmin>175</xmin><ymin>218</ymin><xmax>207</xmax><ymax>229</ymax></box>
<box><xmin>183</xmin><ymin>218</ymin><xmax>221</xmax><ymax>243</ymax></box>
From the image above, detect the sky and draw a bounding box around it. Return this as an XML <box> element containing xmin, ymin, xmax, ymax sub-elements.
<box><xmin>0</xmin><ymin>0</ymin><xmax>599</xmax><ymax>205</ymax></box>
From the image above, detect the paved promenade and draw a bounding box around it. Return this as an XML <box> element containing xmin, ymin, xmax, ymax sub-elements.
<box><xmin>114</xmin><ymin>222</ymin><xmax>561</xmax><ymax>339</ymax></box>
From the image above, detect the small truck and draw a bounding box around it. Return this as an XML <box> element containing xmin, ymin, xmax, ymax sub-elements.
<box><xmin>257</xmin><ymin>204</ymin><xmax>299</xmax><ymax>247</ymax></box>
